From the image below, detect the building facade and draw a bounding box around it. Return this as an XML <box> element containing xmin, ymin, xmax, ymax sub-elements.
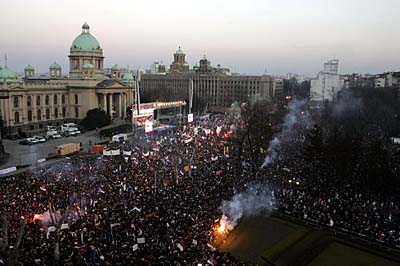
<box><xmin>310</xmin><ymin>59</ymin><xmax>344</xmax><ymax>105</ymax></box>
<box><xmin>141</xmin><ymin>53</ymin><xmax>283</xmax><ymax>113</ymax></box>
<box><xmin>0</xmin><ymin>23</ymin><xmax>134</xmax><ymax>136</ymax></box>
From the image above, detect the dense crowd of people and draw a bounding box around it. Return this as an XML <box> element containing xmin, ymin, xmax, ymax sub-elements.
<box><xmin>0</xmin><ymin>114</ymin><xmax>399</xmax><ymax>265</ymax></box>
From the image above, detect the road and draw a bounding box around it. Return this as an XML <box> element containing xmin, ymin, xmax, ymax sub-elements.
<box><xmin>1</xmin><ymin>130</ymin><xmax>102</xmax><ymax>169</ymax></box>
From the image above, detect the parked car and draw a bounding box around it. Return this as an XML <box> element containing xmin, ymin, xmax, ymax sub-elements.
<box><xmin>32</xmin><ymin>136</ymin><xmax>47</xmax><ymax>143</ymax></box>
<box><xmin>46</xmin><ymin>130</ymin><xmax>62</xmax><ymax>139</ymax></box>
<box><xmin>19</xmin><ymin>137</ymin><xmax>40</xmax><ymax>145</ymax></box>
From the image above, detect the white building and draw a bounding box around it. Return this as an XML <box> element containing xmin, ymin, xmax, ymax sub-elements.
<box><xmin>310</xmin><ymin>59</ymin><xmax>343</xmax><ymax>105</ymax></box>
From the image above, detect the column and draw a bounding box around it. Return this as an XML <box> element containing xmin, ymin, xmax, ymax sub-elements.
<box><xmin>103</xmin><ymin>93</ymin><xmax>107</xmax><ymax>113</ymax></box>
<box><xmin>109</xmin><ymin>93</ymin><xmax>113</xmax><ymax>118</ymax></box>
<box><xmin>22</xmin><ymin>95</ymin><xmax>26</xmax><ymax>124</ymax></box>
<box><xmin>118</xmin><ymin>93</ymin><xmax>122</xmax><ymax>118</ymax></box>
<box><xmin>123</xmin><ymin>93</ymin><xmax>127</xmax><ymax>118</ymax></box>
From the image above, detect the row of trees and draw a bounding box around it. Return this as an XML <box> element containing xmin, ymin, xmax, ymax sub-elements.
<box><xmin>304</xmin><ymin>87</ymin><xmax>400</xmax><ymax>191</ymax></box>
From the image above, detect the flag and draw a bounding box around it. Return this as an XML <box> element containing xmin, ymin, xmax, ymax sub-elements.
<box><xmin>207</xmin><ymin>255</ymin><xmax>217</xmax><ymax>266</ymax></box>
<box><xmin>176</xmin><ymin>240</ymin><xmax>186</xmax><ymax>252</ymax></box>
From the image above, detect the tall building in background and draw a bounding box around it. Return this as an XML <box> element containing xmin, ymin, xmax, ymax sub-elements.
<box><xmin>0</xmin><ymin>23</ymin><xmax>134</xmax><ymax>136</ymax></box>
<box><xmin>310</xmin><ymin>59</ymin><xmax>343</xmax><ymax>105</ymax></box>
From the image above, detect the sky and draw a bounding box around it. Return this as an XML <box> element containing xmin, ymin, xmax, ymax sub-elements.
<box><xmin>0</xmin><ymin>0</ymin><xmax>400</xmax><ymax>76</ymax></box>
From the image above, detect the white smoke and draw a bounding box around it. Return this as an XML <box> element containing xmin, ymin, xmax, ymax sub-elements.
<box><xmin>262</xmin><ymin>99</ymin><xmax>311</xmax><ymax>167</ymax></box>
<box><xmin>219</xmin><ymin>185</ymin><xmax>273</xmax><ymax>231</ymax></box>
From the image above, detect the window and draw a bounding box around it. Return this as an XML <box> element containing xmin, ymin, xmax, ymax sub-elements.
<box><xmin>45</xmin><ymin>95</ymin><xmax>49</xmax><ymax>105</ymax></box>
<box><xmin>39</xmin><ymin>124</ymin><xmax>43</xmax><ymax>129</ymax></box>
<box><xmin>36</xmin><ymin>95</ymin><xmax>41</xmax><ymax>106</ymax></box>
<box><xmin>14</xmin><ymin>112</ymin><xmax>20</xmax><ymax>123</ymax></box>
<box><xmin>54</xmin><ymin>95</ymin><xmax>58</xmax><ymax>105</ymax></box>
<box><xmin>29</xmin><ymin>125</ymin><xmax>34</xmax><ymax>130</ymax></box>
<box><xmin>13</xmin><ymin>96</ymin><xmax>18</xmax><ymax>108</ymax></box>
<box><xmin>75</xmin><ymin>107</ymin><xmax>79</xmax><ymax>118</ymax></box>
<box><xmin>46</xmin><ymin>109</ymin><xmax>50</xmax><ymax>119</ymax></box>
<box><xmin>62</xmin><ymin>107</ymin><xmax>66</xmax><ymax>117</ymax></box>
<box><xmin>54</xmin><ymin>108</ymin><xmax>58</xmax><ymax>119</ymax></box>
<box><xmin>28</xmin><ymin>110</ymin><xmax>32</xmax><ymax>121</ymax></box>
<box><xmin>62</xmin><ymin>95</ymin><xmax>65</xmax><ymax>104</ymax></box>
<box><xmin>75</xmin><ymin>94</ymin><xmax>79</xmax><ymax>105</ymax></box>
<box><xmin>27</xmin><ymin>96</ymin><xmax>32</xmax><ymax>107</ymax></box>
<box><xmin>37</xmin><ymin>109</ymin><xmax>41</xmax><ymax>121</ymax></box>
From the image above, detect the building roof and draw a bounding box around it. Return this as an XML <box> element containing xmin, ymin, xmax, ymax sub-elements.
<box><xmin>96</xmin><ymin>79</ymin><xmax>127</xmax><ymax>88</ymax></box>
<box><xmin>83</xmin><ymin>63</ymin><xmax>94</xmax><ymax>69</ymax></box>
<box><xmin>111</xmin><ymin>64</ymin><xmax>119</xmax><ymax>71</ymax></box>
<box><xmin>24</xmin><ymin>64</ymin><xmax>34</xmax><ymax>70</ymax></box>
<box><xmin>122</xmin><ymin>71</ymin><xmax>134</xmax><ymax>81</ymax></box>
<box><xmin>50</xmin><ymin>62</ymin><xmax>61</xmax><ymax>69</ymax></box>
<box><xmin>175</xmin><ymin>46</ymin><xmax>185</xmax><ymax>55</ymax></box>
<box><xmin>71</xmin><ymin>23</ymin><xmax>101</xmax><ymax>51</ymax></box>
<box><xmin>0</xmin><ymin>66</ymin><xmax>18</xmax><ymax>83</ymax></box>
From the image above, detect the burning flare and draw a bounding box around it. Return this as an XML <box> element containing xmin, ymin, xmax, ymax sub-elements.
<box><xmin>217</xmin><ymin>222</ymin><xmax>226</xmax><ymax>234</ymax></box>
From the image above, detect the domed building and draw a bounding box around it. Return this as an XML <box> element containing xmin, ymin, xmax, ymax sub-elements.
<box><xmin>170</xmin><ymin>46</ymin><xmax>189</xmax><ymax>74</ymax></box>
<box><xmin>0</xmin><ymin>23</ymin><xmax>134</xmax><ymax>137</ymax></box>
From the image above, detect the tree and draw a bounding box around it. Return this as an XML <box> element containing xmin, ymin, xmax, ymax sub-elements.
<box><xmin>80</xmin><ymin>108</ymin><xmax>111</xmax><ymax>130</ymax></box>
<box><xmin>0</xmin><ymin>214</ymin><xmax>26</xmax><ymax>266</ymax></box>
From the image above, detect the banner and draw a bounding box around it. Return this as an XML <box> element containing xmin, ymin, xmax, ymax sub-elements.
<box><xmin>123</xmin><ymin>151</ymin><xmax>132</xmax><ymax>156</ymax></box>
<box><xmin>0</xmin><ymin>166</ymin><xmax>17</xmax><ymax>175</ymax></box>
<box><xmin>103</xmin><ymin>149</ymin><xmax>121</xmax><ymax>156</ymax></box>
<box><xmin>145</xmin><ymin>120</ymin><xmax>153</xmax><ymax>134</ymax></box>
<box><xmin>188</xmin><ymin>113</ymin><xmax>193</xmax><ymax>123</ymax></box>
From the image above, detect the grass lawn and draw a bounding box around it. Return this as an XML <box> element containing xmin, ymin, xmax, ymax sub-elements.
<box><xmin>220</xmin><ymin>215</ymin><xmax>308</xmax><ymax>265</ymax></box>
<box><xmin>308</xmin><ymin>241</ymin><xmax>400</xmax><ymax>266</ymax></box>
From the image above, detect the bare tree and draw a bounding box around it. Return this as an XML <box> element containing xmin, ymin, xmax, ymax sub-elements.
<box><xmin>0</xmin><ymin>213</ymin><xmax>26</xmax><ymax>266</ymax></box>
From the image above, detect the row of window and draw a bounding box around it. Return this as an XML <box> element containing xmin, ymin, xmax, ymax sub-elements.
<box><xmin>13</xmin><ymin>94</ymin><xmax>79</xmax><ymax>108</ymax></box>
<box><xmin>14</xmin><ymin>108</ymin><xmax>79</xmax><ymax>123</ymax></box>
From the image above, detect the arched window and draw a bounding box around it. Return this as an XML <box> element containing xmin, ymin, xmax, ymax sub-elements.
<box><xmin>36</xmin><ymin>95</ymin><xmax>41</xmax><ymax>106</ymax></box>
<box><xmin>75</xmin><ymin>107</ymin><xmax>79</xmax><ymax>118</ymax></box>
<box><xmin>54</xmin><ymin>95</ymin><xmax>58</xmax><ymax>105</ymax></box>
<box><xmin>46</xmin><ymin>109</ymin><xmax>50</xmax><ymax>119</ymax></box>
<box><xmin>28</xmin><ymin>110</ymin><xmax>32</xmax><ymax>121</ymax></box>
<box><xmin>54</xmin><ymin>108</ymin><xmax>58</xmax><ymax>119</ymax></box>
<box><xmin>62</xmin><ymin>107</ymin><xmax>66</xmax><ymax>117</ymax></box>
<box><xmin>14</xmin><ymin>112</ymin><xmax>20</xmax><ymax>123</ymax></box>
<box><xmin>62</xmin><ymin>95</ymin><xmax>65</xmax><ymax>104</ymax></box>
<box><xmin>13</xmin><ymin>96</ymin><xmax>19</xmax><ymax>108</ymax></box>
<box><xmin>45</xmin><ymin>95</ymin><xmax>49</xmax><ymax>105</ymax></box>
<box><xmin>27</xmin><ymin>96</ymin><xmax>32</xmax><ymax>107</ymax></box>
<box><xmin>37</xmin><ymin>109</ymin><xmax>41</xmax><ymax>121</ymax></box>
<box><xmin>75</xmin><ymin>94</ymin><xmax>79</xmax><ymax>105</ymax></box>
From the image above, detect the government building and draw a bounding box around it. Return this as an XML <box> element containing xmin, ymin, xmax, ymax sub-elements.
<box><xmin>141</xmin><ymin>47</ymin><xmax>283</xmax><ymax>113</ymax></box>
<box><xmin>0</xmin><ymin>23</ymin><xmax>134</xmax><ymax>136</ymax></box>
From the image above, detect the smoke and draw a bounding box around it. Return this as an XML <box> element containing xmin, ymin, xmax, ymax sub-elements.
<box><xmin>262</xmin><ymin>99</ymin><xmax>311</xmax><ymax>167</ymax></box>
<box><xmin>219</xmin><ymin>184</ymin><xmax>273</xmax><ymax>231</ymax></box>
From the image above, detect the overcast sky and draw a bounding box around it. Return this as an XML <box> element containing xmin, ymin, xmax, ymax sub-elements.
<box><xmin>0</xmin><ymin>0</ymin><xmax>399</xmax><ymax>76</ymax></box>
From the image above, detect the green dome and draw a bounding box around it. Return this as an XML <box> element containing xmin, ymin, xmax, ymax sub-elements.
<box><xmin>122</xmin><ymin>71</ymin><xmax>134</xmax><ymax>81</ymax></box>
<box><xmin>50</xmin><ymin>62</ymin><xmax>61</xmax><ymax>69</ymax></box>
<box><xmin>111</xmin><ymin>64</ymin><xmax>119</xmax><ymax>71</ymax></box>
<box><xmin>71</xmin><ymin>23</ymin><xmax>101</xmax><ymax>51</ymax></box>
<box><xmin>175</xmin><ymin>46</ymin><xmax>185</xmax><ymax>55</ymax></box>
<box><xmin>83</xmin><ymin>63</ymin><xmax>94</xmax><ymax>69</ymax></box>
<box><xmin>25</xmin><ymin>64</ymin><xmax>34</xmax><ymax>70</ymax></box>
<box><xmin>0</xmin><ymin>66</ymin><xmax>18</xmax><ymax>83</ymax></box>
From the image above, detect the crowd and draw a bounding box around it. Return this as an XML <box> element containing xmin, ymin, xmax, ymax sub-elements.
<box><xmin>0</xmin><ymin>114</ymin><xmax>400</xmax><ymax>265</ymax></box>
<box><xmin>0</xmin><ymin>117</ymin><xmax>246</xmax><ymax>265</ymax></box>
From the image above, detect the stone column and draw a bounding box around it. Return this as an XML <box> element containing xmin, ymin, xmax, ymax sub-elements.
<box><xmin>109</xmin><ymin>93</ymin><xmax>113</xmax><ymax>119</ymax></box>
<box><xmin>118</xmin><ymin>93</ymin><xmax>122</xmax><ymax>118</ymax></box>
<box><xmin>103</xmin><ymin>93</ymin><xmax>107</xmax><ymax>113</ymax></box>
<box><xmin>123</xmin><ymin>93</ymin><xmax>127</xmax><ymax>118</ymax></box>
<box><xmin>22</xmin><ymin>95</ymin><xmax>26</xmax><ymax>124</ymax></box>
